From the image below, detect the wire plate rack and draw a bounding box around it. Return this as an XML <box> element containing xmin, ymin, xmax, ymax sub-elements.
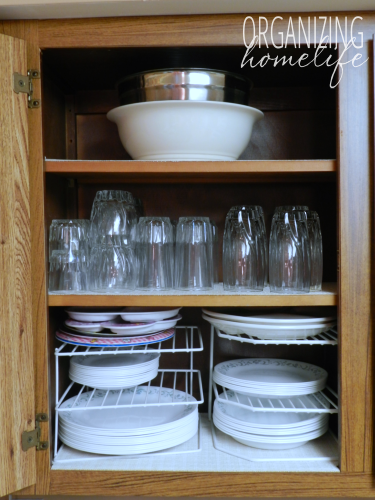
<box><xmin>54</xmin><ymin>325</ymin><xmax>204</xmax><ymax>459</ymax></box>
<box><xmin>57</xmin><ymin>369</ymin><xmax>204</xmax><ymax>411</ymax></box>
<box><xmin>213</xmin><ymin>381</ymin><xmax>338</xmax><ymax>414</ymax></box>
<box><xmin>215</xmin><ymin>327</ymin><xmax>338</xmax><ymax>345</ymax></box>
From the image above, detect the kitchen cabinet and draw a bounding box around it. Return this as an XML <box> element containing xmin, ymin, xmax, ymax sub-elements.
<box><xmin>0</xmin><ymin>12</ymin><xmax>373</xmax><ymax>497</ymax></box>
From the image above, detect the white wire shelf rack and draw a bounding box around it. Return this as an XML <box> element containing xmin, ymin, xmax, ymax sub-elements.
<box><xmin>213</xmin><ymin>382</ymin><xmax>338</xmax><ymax>414</ymax></box>
<box><xmin>215</xmin><ymin>327</ymin><xmax>338</xmax><ymax>345</ymax></box>
<box><xmin>55</xmin><ymin>325</ymin><xmax>203</xmax><ymax>356</ymax></box>
<box><xmin>57</xmin><ymin>369</ymin><xmax>204</xmax><ymax>411</ymax></box>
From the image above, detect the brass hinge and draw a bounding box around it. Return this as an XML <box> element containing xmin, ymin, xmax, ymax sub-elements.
<box><xmin>22</xmin><ymin>413</ymin><xmax>49</xmax><ymax>451</ymax></box>
<box><xmin>13</xmin><ymin>69</ymin><xmax>41</xmax><ymax>108</ymax></box>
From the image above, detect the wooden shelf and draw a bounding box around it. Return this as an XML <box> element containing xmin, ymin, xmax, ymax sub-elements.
<box><xmin>44</xmin><ymin>159</ymin><xmax>336</xmax><ymax>183</ymax></box>
<box><xmin>48</xmin><ymin>283</ymin><xmax>337</xmax><ymax>307</ymax></box>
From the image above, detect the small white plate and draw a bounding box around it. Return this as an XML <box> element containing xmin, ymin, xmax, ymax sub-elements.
<box><xmin>65</xmin><ymin>308</ymin><xmax>121</xmax><ymax>322</ymax></box>
<box><xmin>107</xmin><ymin>315</ymin><xmax>182</xmax><ymax>335</ymax></box>
<box><xmin>121</xmin><ymin>307</ymin><xmax>181</xmax><ymax>322</ymax></box>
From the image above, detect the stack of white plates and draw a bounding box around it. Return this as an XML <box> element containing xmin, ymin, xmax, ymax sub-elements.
<box><xmin>69</xmin><ymin>352</ymin><xmax>160</xmax><ymax>389</ymax></box>
<box><xmin>213</xmin><ymin>398</ymin><xmax>329</xmax><ymax>450</ymax></box>
<box><xmin>213</xmin><ymin>358</ymin><xmax>328</xmax><ymax>397</ymax></box>
<box><xmin>202</xmin><ymin>309</ymin><xmax>336</xmax><ymax>340</ymax></box>
<box><xmin>59</xmin><ymin>386</ymin><xmax>198</xmax><ymax>455</ymax></box>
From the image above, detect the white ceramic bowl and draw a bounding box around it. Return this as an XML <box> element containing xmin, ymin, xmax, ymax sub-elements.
<box><xmin>107</xmin><ymin>100</ymin><xmax>263</xmax><ymax>161</ymax></box>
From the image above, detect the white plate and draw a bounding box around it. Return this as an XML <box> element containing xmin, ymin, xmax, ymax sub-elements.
<box><xmin>65</xmin><ymin>319</ymin><xmax>106</xmax><ymax>332</ymax></box>
<box><xmin>202</xmin><ymin>309</ymin><xmax>336</xmax><ymax>325</ymax></box>
<box><xmin>121</xmin><ymin>307</ymin><xmax>181</xmax><ymax>322</ymax></box>
<box><xmin>59</xmin><ymin>386</ymin><xmax>198</xmax><ymax>433</ymax></box>
<box><xmin>107</xmin><ymin>315</ymin><xmax>182</xmax><ymax>335</ymax></box>
<box><xmin>214</xmin><ymin>399</ymin><xmax>328</xmax><ymax>430</ymax></box>
<box><xmin>65</xmin><ymin>308</ymin><xmax>121</xmax><ymax>322</ymax></box>
<box><xmin>213</xmin><ymin>358</ymin><xmax>328</xmax><ymax>398</ymax></box>
<box><xmin>203</xmin><ymin>314</ymin><xmax>336</xmax><ymax>340</ymax></box>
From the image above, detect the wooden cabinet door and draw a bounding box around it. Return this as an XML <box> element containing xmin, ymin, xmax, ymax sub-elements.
<box><xmin>0</xmin><ymin>33</ymin><xmax>36</xmax><ymax>496</ymax></box>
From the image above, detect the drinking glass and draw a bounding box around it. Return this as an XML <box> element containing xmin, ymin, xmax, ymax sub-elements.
<box><xmin>211</xmin><ymin>220</ymin><xmax>219</xmax><ymax>284</ymax></box>
<box><xmin>48</xmin><ymin>220</ymin><xmax>90</xmax><ymax>291</ymax></box>
<box><xmin>305</xmin><ymin>210</ymin><xmax>323</xmax><ymax>291</ymax></box>
<box><xmin>89</xmin><ymin>245</ymin><xmax>135</xmax><ymax>292</ymax></box>
<box><xmin>174</xmin><ymin>217</ymin><xmax>213</xmax><ymax>291</ymax></box>
<box><xmin>49</xmin><ymin>219</ymin><xmax>90</xmax><ymax>260</ymax></box>
<box><xmin>269</xmin><ymin>211</ymin><xmax>311</xmax><ymax>293</ymax></box>
<box><xmin>90</xmin><ymin>190</ymin><xmax>137</xmax><ymax>247</ymax></box>
<box><xmin>223</xmin><ymin>206</ymin><xmax>264</xmax><ymax>291</ymax></box>
<box><xmin>49</xmin><ymin>250</ymin><xmax>88</xmax><ymax>292</ymax></box>
<box><xmin>136</xmin><ymin>217</ymin><xmax>174</xmax><ymax>290</ymax></box>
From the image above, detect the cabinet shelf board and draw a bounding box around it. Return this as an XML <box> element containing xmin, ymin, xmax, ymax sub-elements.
<box><xmin>45</xmin><ymin>159</ymin><xmax>336</xmax><ymax>183</ymax></box>
<box><xmin>48</xmin><ymin>283</ymin><xmax>337</xmax><ymax>307</ymax></box>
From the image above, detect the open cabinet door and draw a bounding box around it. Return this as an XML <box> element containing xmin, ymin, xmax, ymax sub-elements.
<box><xmin>0</xmin><ymin>33</ymin><xmax>36</xmax><ymax>496</ymax></box>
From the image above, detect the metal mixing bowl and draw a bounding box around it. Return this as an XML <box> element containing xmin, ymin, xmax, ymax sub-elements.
<box><xmin>117</xmin><ymin>68</ymin><xmax>253</xmax><ymax>106</ymax></box>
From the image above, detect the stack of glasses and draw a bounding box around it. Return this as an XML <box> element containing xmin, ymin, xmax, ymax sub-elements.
<box><xmin>223</xmin><ymin>205</ymin><xmax>267</xmax><ymax>292</ymax></box>
<box><xmin>269</xmin><ymin>206</ymin><xmax>323</xmax><ymax>293</ymax></box>
<box><xmin>49</xmin><ymin>191</ymin><xmax>219</xmax><ymax>292</ymax></box>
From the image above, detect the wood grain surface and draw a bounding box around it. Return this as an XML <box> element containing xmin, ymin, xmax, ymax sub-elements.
<box><xmin>337</xmin><ymin>41</ymin><xmax>374</xmax><ymax>472</ymax></box>
<box><xmin>48</xmin><ymin>283</ymin><xmax>337</xmax><ymax>307</ymax></box>
<box><xmin>47</xmin><ymin>470</ymin><xmax>375</xmax><ymax>497</ymax></box>
<box><xmin>0</xmin><ymin>32</ymin><xmax>36</xmax><ymax>496</ymax></box>
<box><xmin>45</xmin><ymin>159</ymin><xmax>336</xmax><ymax>176</ymax></box>
<box><xmin>37</xmin><ymin>13</ymin><xmax>375</xmax><ymax>48</ymax></box>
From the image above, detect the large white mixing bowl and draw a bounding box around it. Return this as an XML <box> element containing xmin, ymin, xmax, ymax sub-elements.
<box><xmin>107</xmin><ymin>100</ymin><xmax>263</xmax><ymax>161</ymax></box>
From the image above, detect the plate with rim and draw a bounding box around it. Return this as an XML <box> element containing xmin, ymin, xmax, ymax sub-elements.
<box><xmin>121</xmin><ymin>307</ymin><xmax>181</xmax><ymax>322</ymax></box>
<box><xmin>56</xmin><ymin>328</ymin><xmax>175</xmax><ymax>347</ymax></box>
<box><xmin>202</xmin><ymin>314</ymin><xmax>336</xmax><ymax>340</ymax></box>
<box><xmin>65</xmin><ymin>308</ymin><xmax>122</xmax><ymax>322</ymax></box>
<box><xmin>202</xmin><ymin>308</ymin><xmax>336</xmax><ymax>325</ymax></box>
<box><xmin>106</xmin><ymin>315</ymin><xmax>182</xmax><ymax>335</ymax></box>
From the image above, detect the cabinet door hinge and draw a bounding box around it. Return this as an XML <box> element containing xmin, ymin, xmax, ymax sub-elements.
<box><xmin>13</xmin><ymin>69</ymin><xmax>41</xmax><ymax>108</ymax></box>
<box><xmin>22</xmin><ymin>413</ymin><xmax>49</xmax><ymax>451</ymax></box>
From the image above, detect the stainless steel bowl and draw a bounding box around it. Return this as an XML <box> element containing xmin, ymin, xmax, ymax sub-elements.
<box><xmin>117</xmin><ymin>68</ymin><xmax>253</xmax><ymax>106</ymax></box>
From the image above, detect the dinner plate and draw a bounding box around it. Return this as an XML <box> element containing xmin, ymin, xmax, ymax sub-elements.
<box><xmin>202</xmin><ymin>309</ymin><xmax>336</xmax><ymax>325</ymax></box>
<box><xmin>65</xmin><ymin>319</ymin><xmax>108</xmax><ymax>332</ymax></box>
<box><xmin>203</xmin><ymin>314</ymin><xmax>336</xmax><ymax>340</ymax></box>
<box><xmin>106</xmin><ymin>315</ymin><xmax>182</xmax><ymax>335</ymax></box>
<box><xmin>121</xmin><ymin>307</ymin><xmax>181</xmax><ymax>322</ymax></box>
<box><xmin>59</xmin><ymin>387</ymin><xmax>198</xmax><ymax>430</ymax></box>
<box><xmin>56</xmin><ymin>328</ymin><xmax>175</xmax><ymax>347</ymax></box>
<box><xmin>65</xmin><ymin>308</ymin><xmax>122</xmax><ymax>322</ymax></box>
<box><xmin>213</xmin><ymin>358</ymin><xmax>328</xmax><ymax>397</ymax></box>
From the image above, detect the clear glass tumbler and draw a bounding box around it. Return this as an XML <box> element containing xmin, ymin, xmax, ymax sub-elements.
<box><xmin>269</xmin><ymin>211</ymin><xmax>311</xmax><ymax>293</ymax></box>
<box><xmin>49</xmin><ymin>219</ymin><xmax>90</xmax><ymax>260</ymax></box>
<box><xmin>89</xmin><ymin>245</ymin><xmax>135</xmax><ymax>292</ymax></box>
<box><xmin>136</xmin><ymin>217</ymin><xmax>174</xmax><ymax>290</ymax></box>
<box><xmin>174</xmin><ymin>217</ymin><xmax>213</xmax><ymax>291</ymax></box>
<box><xmin>49</xmin><ymin>250</ymin><xmax>88</xmax><ymax>292</ymax></box>
<box><xmin>223</xmin><ymin>206</ymin><xmax>264</xmax><ymax>291</ymax></box>
<box><xmin>90</xmin><ymin>190</ymin><xmax>137</xmax><ymax>247</ymax></box>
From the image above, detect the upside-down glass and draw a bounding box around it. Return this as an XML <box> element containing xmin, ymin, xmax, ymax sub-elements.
<box><xmin>174</xmin><ymin>217</ymin><xmax>213</xmax><ymax>291</ymax></box>
<box><xmin>211</xmin><ymin>220</ymin><xmax>219</xmax><ymax>284</ymax></box>
<box><xmin>48</xmin><ymin>220</ymin><xmax>90</xmax><ymax>291</ymax></box>
<box><xmin>305</xmin><ymin>210</ymin><xmax>323</xmax><ymax>291</ymax></box>
<box><xmin>269</xmin><ymin>211</ymin><xmax>311</xmax><ymax>293</ymax></box>
<box><xmin>223</xmin><ymin>206</ymin><xmax>265</xmax><ymax>291</ymax></box>
<box><xmin>90</xmin><ymin>190</ymin><xmax>137</xmax><ymax>247</ymax></box>
<box><xmin>136</xmin><ymin>217</ymin><xmax>174</xmax><ymax>290</ymax></box>
<box><xmin>49</xmin><ymin>249</ymin><xmax>88</xmax><ymax>292</ymax></box>
<box><xmin>49</xmin><ymin>219</ymin><xmax>90</xmax><ymax>260</ymax></box>
<box><xmin>89</xmin><ymin>245</ymin><xmax>135</xmax><ymax>292</ymax></box>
